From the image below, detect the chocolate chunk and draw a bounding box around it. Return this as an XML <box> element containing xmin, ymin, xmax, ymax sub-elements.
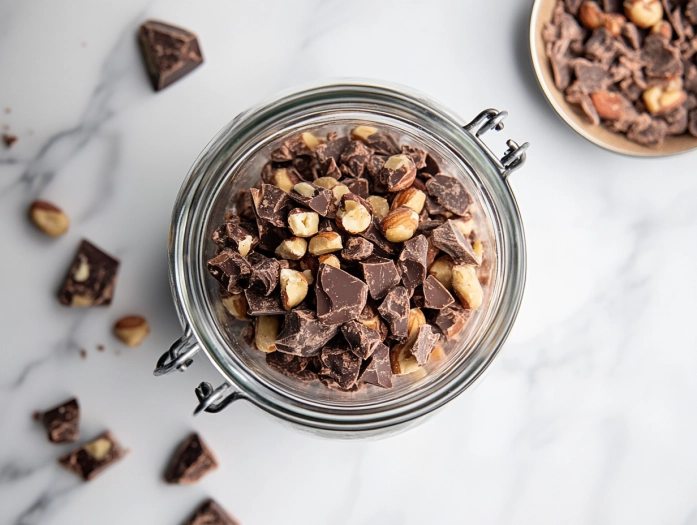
<box><xmin>321</xmin><ymin>157</ymin><xmax>342</xmax><ymax>179</ymax></box>
<box><xmin>341</xmin><ymin>320</ymin><xmax>381</xmax><ymax>359</ymax></box>
<box><xmin>164</xmin><ymin>433</ymin><xmax>218</xmax><ymax>484</ymax></box>
<box><xmin>663</xmin><ymin>105</ymin><xmax>688</xmax><ymax>135</ymax></box>
<box><xmin>2</xmin><ymin>133</ymin><xmax>17</xmax><ymax>148</ymax></box>
<box><xmin>688</xmin><ymin>1</ymin><xmax>697</xmax><ymax>25</ymax></box>
<box><xmin>255</xmin><ymin>218</ymin><xmax>290</xmax><ymax>253</ymax></box>
<box><xmin>420</xmin><ymin>153</ymin><xmax>440</xmax><ymax>177</ymax></box>
<box><xmin>434</xmin><ymin>305</ymin><xmax>471</xmax><ymax>339</ymax></box>
<box><xmin>364</xmin><ymin>132</ymin><xmax>400</xmax><ymax>156</ymax></box>
<box><xmin>359</xmin><ymin>343</ymin><xmax>393</xmax><ymax>388</ymax></box>
<box><xmin>359</xmin><ymin>216</ymin><xmax>399</xmax><ymax>256</ymax></box>
<box><xmin>251</xmin><ymin>184</ymin><xmax>292</xmax><ymax>227</ymax></box>
<box><xmin>289</xmin><ymin>184</ymin><xmax>333</xmax><ymax>217</ymax></box>
<box><xmin>319</xmin><ymin>345</ymin><xmax>361</xmax><ymax>390</ymax></box>
<box><xmin>292</xmin><ymin>155</ymin><xmax>321</xmax><ymax>181</ymax></box>
<box><xmin>401</xmin><ymin>145</ymin><xmax>427</xmax><ymax>169</ymax></box>
<box><xmin>360</xmin><ymin>256</ymin><xmax>401</xmax><ymax>300</ymax></box>
<box><xmin>213</xmin><ymin>221</ymin><xmax>258</xmax><ymax>256</ymax></box>
<box><xmin>58</xmin><ymin>431</ymin><xmax>126</xmax><ymax>481</ymax></box>
<box><xmin>249</xmin><ymin>255</ymin><xmax>280</xmax><ymax>296</ymax></box>
<box><xmin>431</xmin><ymin>221</ymin><xmax>479</xmax><ymax>265</ymax></box>
<box><xmin>627</xmin><ymin>116</ymin><xmax>668</xmax><ymax>147</ymax></box>
<box><xmin>244</xmin><ymin>287</ymin><xmax>286</xmax><ymax>315</ymax></box>
<box><xmin>138</xmin><ymin>20</ymin><xmax>203</xmax><ymax>91</ymax></box>
<box><xmin>410</xmin><ymin>324</ymin><xmax>440</xmax><ymax>366</ymax></box>
<box><xmin>58</xmin><ymin>240</ymin><xmax>120</xmax><ymax>307</ymax></box>
<box><xmin>208</xmin><ymin>249</ymin><xmax>252</xmax><ymax>294</ymax></box>
<box><xmin>341</xmin><ymin>236</ymin><xmax>374</xmax><ymax>261</ymax></box>
<box><xmin>573</xmin><ymin>58</ymin><xmax>612</xmax><ymax>93</ymax></box>
<box><xmin>339</xmin><ymin>140</ymin><xmax>373</xmax><ymax>178</ymax></box>
<box><xmin>689</xmin><ymin>108</ymin><xmax>697</xmax><ymax>136</ymax></box>
<box><xmin>565</xmin><ymin>0</ymin><xmax>584</xmax><ymax>14</ymax></box>
<box><xmin>622</xmin><ymin>22</ymin><xmax>642</xmax><ymax>50</ymax></box>
<box><xmin>315</xmin><ymin>264</ymin><xmax>368</xmax><ymax>325</ymax></box>
<box><xmin>266</xmin><ymin>351</ymin><xmax>317</xmax><ymax>381</ymax></box>
<box><xmin>275</xmin><ymin>309</ymin><xmax>340</xmax><ymax>356</ymax></box>
<box><xmin>346</xmin><ymin>178</ymin><xmax>369</xmax><ymax>198</ymax></box>
<box><xmin>422</xmin><ymin>275</ymin><xmax>455</xmax><ymax>309</ymax></box>
<box><xmin>643</xmin><ymin>34</ymin><xmax>683</xmax><ymax>78</ymax></box>
<box><xmin>378</xmin><ymin>286</ymin><xmax>410</xmax><ymax>342</ymax></box>
<box><xmin>235</xmin><ymin>190</ymin><xmax>256</xmax><ymax>221</ymax></box>
<box><xmin>585</xmin><ymin>27</ymin><xmax>619</xmax><ymax>64</ymax></box>
<box><xmin>546</xmin><ymin>40</ymin><xmax>573</xmax><ymax>90</ymax></box>
<box><xmin>425</xmin><ymin>175</ymin><xmax>471</xmax><ymax>215</ymax></box>
<box><xmin>184</xmin><ymin>499</ymin><xmax>240</xmax><ymax>525</ymax></box>
<box><xmin>397</xmin><ymin>235</ymin><xmax>428</xmax><ymax>290</ymax></box>
<box><xmin>41</xmin><ymin>398</ymin><xmax>79</xmax><ymax>443</ymax></box>
<box><xmin>270</xmin><ymin>144</ymin><xmax>294</xmax><ymax>162</ymax></box>
<box><xmin>315</xmin><ymin>136</ymin><xmax>349</xmax><ymax>164</ymax></box>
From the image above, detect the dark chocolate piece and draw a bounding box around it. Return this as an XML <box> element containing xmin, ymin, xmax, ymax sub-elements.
<box><xmin>208</xmin><ymin>249</ymin><xmax>252</xmax><ymax>294</ymax></box>
<box><xmin>41</xmin><ymin>398</ymin><xmax>79</xmax><ymax>443</ymax></box>
<box><xmin>288</xmin><ymin>184</ymin><xmax>333</xmax><ymax>217</ymax></box>
<box><xmin>431</xmin><ymin>221</ymin><xmax>480</xmax><ymax>265</ymax></box>
<box><xmin>315</xmin><ymin>264</ymin><xmax>368</xmax><ymax>325</ymax></box>
<box><xmin>341</xmin><ymin>320</ymin><xmax>381</xmax><ymax>359</ymax></box>
<box><xmin>346</xmin><ymin>178</ymin><xmax>369</xmax><ymax>198</ymax></box>
<box><xmin>364</xmin><ymin>132</ymin><xmax>400</xmax><ymax>156</ymax></box>
<box><xmin>359</xmin><ymin>343</ymin><xmax>393</xmax><ymax>388</ymax></box>
<box><xmin>359</xmin><ymin>217</ymin><xmax>398</xmax><ymax>256</ymax></box>
<box><xmin>138</xmin><ymin>20</ymin><xmax>203</xmax><ymax>91</ymax></box>
<box><xmin>360</xmin><ymin>256</ymin><xmax>401</xmax><ymax>300</ymax></box>
<box><xmin>2</xmin><ymin>133</ymin><xmax>18</xmax><ymax>148</ymax></box>
<box><xmin>213</xmin><ymin>221</ymin><xmax>258</xmax><ymax>255</ymax></box>
<box><xmin>244</xmin><ymin>287</ymin><xmax>286</xmax><ymax>315</ymax></box>
<box><xmin>275</xmin><ymin>309</ymin><xmax>340</xmax><ymax>356</ymax></box>
<box><xmin>235</xmin><ymin>190</ymin><xmax>256</xmax><ymax>221</ymax></box>
<box><xmin>420</xmin><ymin>153</ymin><xmax>440</xmax><ymax>177</ymax></box>
<box><xmin>183</xmin><ymin>499</ymin><xmax>240</xmax><ymax>525</ymax></box>
<box><xmin>315</xmin><ymin>136</ymin><xmax>349</xmax><ymax>164</ymax></box>
<box><xmin>377</xmin><ymin>286</ymin><xmax>410</xmax><ymax>342</ymax></box>
<box><xmin>58</xmin><ymin>431</ymin><xmax>126</xmax><ymax>481</ymax></box>
<box><xmin>627</xmin><ymin>116</ymin><xmax>668</xmax><ymax>147</ymax></box>
<box><xmin>341</xmin><ymin>236</ymin><xmax>374</xmax><ymax>261</ymax></box>
<box><xmin>434</xmin><ymin>305</ymin><xmax>470</xmax><ymax>339</ymax></box>
<box><xmin>164</xmin><ymin>433</ymin><xmax>218</xmax><ymax>484</ymax></box>
<box><xmin>425</xmin><ymin>175</ymin><xmax>471</xmax><ymax>215</ymax></box>
<box><xmin>321</xmin><ymin>157</ymin><xmax>342</xmax><ymax>179</ymax></box>
<box><xmin>410</xmin><ymin>324</ymin><xmax>440</xmax><ymax>365</ymax></box>
<box><xmin>319</xmin><ymin>346</ymin><xmax>361</xmax><ymax>390</ymax></box>
<box><xmin>642</xmin><ymin>34</ymin><xmax>683</xmax><ymax>79</ymax></box>
<box><xmin>58</xmin><ymin>240</ymin><xmax>120</xmax><ymax>307</ymax></box>
<box><xmin>249</xmin><ymin>256</ymin><xmax>280</xmax><ymax>296</ymax></box>
<box><xmin>422</xmin><ymin>275</ymin><xmax>454</xmax><ymax>309</ymax></box>
<box><xmin>339</xmin><ymin>140</ymin><xmax>373</xmax><ymax>178</ymax></box>
<box><xmin>292</xmin><ymin>156</ymin><xmax>321</xmax><ymax>181</ymax></box>
<box><xmin>401</xmin><ymin>145</ymin><xmax>427</xmax><ymax>169</ymax></box>
<box><xmin>573</xmin><ymin>58</ymin><xmax>612</xmax><ymax>93</ymax></box>
<box><xmin>397</xmin><ymin>235</ymin><xmax>428</xmax><ymax>290</ymax></box>
<box><xmin>251</xmin><ymin>184</ymin><xmax>292</xmax><ymax>227</ymax></box>
<box><xmin>266</xmin><ymin>351</ymin><xmax>317</xmax><ymax>381</ymax></box>
<box><xmin>380</xmin><ymin>155</ymin><xmax>417</xmax><ymax>192</ymax></box>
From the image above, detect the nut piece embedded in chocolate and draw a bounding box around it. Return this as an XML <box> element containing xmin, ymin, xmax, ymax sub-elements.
<box><xmin>359</xmin><ymin>343</ymin><xmax>393</xmax><ymax>388</ymax></box>
<box><xmin>40</xmin><ymin>398</ymin><xmax>79</xmax><ymax>443</ymax></box>
<box><xmin>410</xmin><ymin>324</ymin><xmax>440</xmax><ymax>366</ymax></box>
<box><xmin>380</xmin><ymin>154</ymin><xmax>417</xmax><ymax>192</ymax></box>
<box><xmin>165</xmin><ymin>433</ymin><xmax>218</xmax><ymax>484</ymax></box>
<box><xmin>351</xmin><ymin>126</ymin><xmax>400</xmax><ymax>155</ymax></box>
<box><xmin>183</xmin><ymin>499</ymin><xmax>240</xmax><ymax>525</ymax></box>
<box><xmin>422</xmin><ymin>274</ymin><xmax>455</xmax><ymax>309</ymax></box>
<box><xmin>360</xmin><ymin>256</ymin><xmax>401</xmax><ymax>300</ymax></box>
<box><xmin>341</xmin><ymin>236</ymin><xmax>374</xmax><ymax>261</ymax></box>
<box><xmin>315</xmin><ymin>264</ymin><xmax>369</xmax><ymax>325</ymax></box>
<box><xmin>431</xmin><ymin>221</ymin><xmax>480</xmax><ymax>265</ymax></box>
<box><xmin>58</xmin><ymin>431</ymin><xmax>126</xmax><ymax>481</ymax></box>
<box><xmin>378</xmin><ymin>286</ymin><xmax>410</xmax><ymax>342</ymax></box>
<box><xmin>113</xmin><ymin>315</ymin><xmax>150</xmax><ymax>347</ymax></box>
<box><xmin>289</xmin><ymin>183</ymin><xmax>333</xmax><ymax>217</ymax></box>
<box><xmin>335</xmin><ymin>194</ymin><xmax>372</xmax><ymax>234</ymax></box>
<box><xmin>425</xmin><ymin>175</ymin><xmax>472</xmax><ymax>215</ymax></box>
<box><xmin>275</xmin><ymin>309</ymin><xmax>340</xmax><ymax>356</ymax></box>
<box><xmin>29</xmin><ymin>200</ymin><xmax>70</xmax><ymax>237</ymax></box>
<box><xmin>138</xmin><ymin>20</ymin><xmax>204</xmax><ymax>91</ymax></box>
<box><xmin>58</xmin><ymin>240</ymin><xmax>120</xmax><ymax>307</ymax></box>
<box><xmin>397</xmin><ymin>235</ymin><xmax>428</xmax><ymax>290</ymax></box>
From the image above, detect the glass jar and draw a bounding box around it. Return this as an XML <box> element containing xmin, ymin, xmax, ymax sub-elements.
<box><xmin>154</xmin><ymin>81</ymin><xmax>529</xmax><ymax>439</ymax></box>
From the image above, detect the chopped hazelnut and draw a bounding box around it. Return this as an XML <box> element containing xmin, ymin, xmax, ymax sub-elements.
<box><xmin>314</xmin><ymin>177</ymin><xmax>339</xmax><ymax>190</ymax></box>
<box><xmin>301</xmin><ymin>132</ymin><xmax>322</xmax><ymax>152</ymax></box>
<box><xmin>113</xmin><ymin>316</ymin><xmax>150</xmax><ymax>347</ymax></box>
<box><xmin>270</xmin><ymin>168</ymin><xmax>299</xmax><ymax>193</ymax></box>
<box><xmin>452</xmin><ymin>265</ymin><xmax>483</xmax><ymax>309</ymax></box>
<box><xmin>275</xmin><ymin>237</ymin><xmax>308</xmax><ymax>260</ymax></box>
<box><xmin>350</xmin><ymin>125</ymin><xmax>378</xmax><ymax>142</ymax></box>
<box><xmin>624</xmin><ymin>0</ymin><xmax>663</xmax><ymax>29</ymax></box>
<box><xmin>335</xmin><ymin>195</ymin><xmax>372</xmax><ymax>234</ymax></box>
<box><xmin>391</xmin><ymin>187</ymin><xmax>426</xmax><ymax>214</ymax></box>
<box><xmin>366</xmin><ymin>195</ymin><xmax>390</xmax><ymax>219</ymax></box>
<box><xmin>429</xmin><ymin>256</ymin><xmax>454</xmax><ymax>291</ymax></box>
<box><xmin>288</xmin><ymin>208</ymin><xmax>320</xmax><ymax>237</ymax></box>
<box><xmin>221</xmin><ymin>294</ymin><xmax>248</xmax><ymax>320</ymax></box>
<box><xmin>280</xmin><ymin>269</ymin><xmax>309</xmax><ymax>310</ymax></box>
<box><xmin>29</xmin><ymin>200</ymin><xmax>70</xmax><ymax>237</ymax></box>
<box><xmin>380</xmin><ymin>206</ymin><xmax>419</xmax><ymax>243</ymax></box>
<box><xmin>318</xmin><ymin>254</ymin><xmax>341</xmax><ymax>268</ymax></box>
<box><xmin>308</xmin><ymin>231</ymin><xmax>343</xmax><ymax>255</ymax></box>
<box><xmin>255</xmin><ymin>315</ymin><xmax>280</xmax><ymax>353</ymax></box>
<box><xmin>642</xmin><ymin>85</ymin><xmax>687</xmax><ymax>115</ymax></box>
<box><xmin>293</xmin><ymin>182</ymin><xmax>316</xmax><ymax>198</ymax></box>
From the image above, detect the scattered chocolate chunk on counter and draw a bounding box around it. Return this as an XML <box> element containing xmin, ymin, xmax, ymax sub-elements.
<box><xmin>184</xmin><ymin>499</ymin><xmax>241</xmax><ymax>525</ymax></box>
<box><xmin>165</xmin><ymin>433</ymin><xmax>218</xmax><ymax>484</ymax></box>
<box><xmin>40</xmin><ymin>398</ymin><xmax>79</xmax><ymax>443</ymax></box>
<box><xmin>138</xmin><ymin>20</ymin><xmax>204</xmax><ymax>91</ymax></box>
<box><xmin>206</xmin><ymin>126</ymin><xmax>489</xmax><ymax>391</ymax></box>
<box><xmin>59</xmin><ymin>431</ymin><xmax>127</xmax><ymax>481</ymax></box>
<box><xmin>58</xmin><ymin>240</ymin><xmax>120</xmax><ymax>307</ymax></box>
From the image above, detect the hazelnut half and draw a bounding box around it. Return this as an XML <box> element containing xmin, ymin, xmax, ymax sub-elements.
<box><xmin>275</xmin><ymin>237</ymin><xmax>308</xmax><ymax>260</ymax></box>
<box><xmin>113</xmin><ymin>315</ymin><xmax>150</xmax><ymax>347</ymax></box>
<box><xmin>335</xmin><ymin>195</ymin><xmax>372</xmax><ymax>234</ymax></box>
<box><xmin>280</xmin><ymin>269</ymin><xmax>309</xmax><ymax>310</ymax></box>
<box><xmin>288</xmin><ymin>208</ymin><xmax>320</xmax><ymax>237</ymax></box>
<box><xmin>429</xmin><ymin>255</ymin><xmax>454</xmax><ymax>291</ymax></box>
<box><xmin>270</xmin><ymin>168</ymin><xmax>300</xmax><ymax>193</ymax></box>
<box><xmin>624</xmin><ymin>0</ymin><xmax>663</xmax><ymax>28</ymax></box>
<box><xmin>380</xmin><ymin>206</ymin><xmax>419</xmax><ymax>243</ymax></box>
<box><xmin>255</xmin><ymin>315</ymin><xmax>280</xmax><ymax>353</ymax></box>
<box><xmin>308</xmin><ymin>231</ymin><xmax>343</xmax><ymax>255</ymax></box>
<box><xmin>29</xmin><ymin>200</ymin><xmax>70</xmax><ymax>237</ymax></box>
<box><xmin>221</xmin><ymin>294</ymin><xmax>248</xmax><ymax>320</ymax></box>
<box><xmin>366</xmin><ymin>195</ymin><xmax>389</xmax><ymax>219</ymax></box>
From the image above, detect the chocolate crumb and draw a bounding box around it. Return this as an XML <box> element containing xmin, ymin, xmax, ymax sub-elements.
<box><xmin>2</xmin><ymin>133</ymin><xmax>18</xmax><ymax>148</ymax></box>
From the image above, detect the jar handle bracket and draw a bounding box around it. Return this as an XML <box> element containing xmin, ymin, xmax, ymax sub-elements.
<box><xmin>194</xmin><ymin>382</ymin><xmax>244</xmax><ymax>415</ymax></box>
<box><xmin>153</xmin><ymin>329</ymin><xmax>200</xmax><ymax>376</ymax></box>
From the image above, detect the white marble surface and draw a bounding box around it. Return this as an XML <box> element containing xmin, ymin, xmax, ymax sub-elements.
<box><xmin>2</xmin><ymin>0</ymin><xmax>697</xmax><ymax>523</ymax></box>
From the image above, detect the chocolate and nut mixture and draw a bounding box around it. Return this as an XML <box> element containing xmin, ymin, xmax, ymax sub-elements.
<box><xmin>544</xmin><ymin>0</ymin><xmax>697</xmax><ymax>146</ymax></box>
<box><xmin>207</xmin><ymin>126</ymin><xmax>489</xmax><ymax>392</ymax></box>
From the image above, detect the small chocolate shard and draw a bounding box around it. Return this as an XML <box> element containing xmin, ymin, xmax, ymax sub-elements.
<box><xmin>341</xmin><ymin>236</ymin><xmax>374</xmax><ymax>261</ymax></box>
<box><xmin>288</xmin><ymin>184</ymin><xmax>333</xmax><ymax>217</ymax></box>
<box><xmin>292</xmin><ymin>155</ymin><xmax>321</xmax><ymax>181</ymax></box>
<box><xmin>642</xmin><ymin>34</ymin><xmax>684</xmax><ymax>78</ymax></box>
<box><xmin>627</xmin><ymin>116</ymin><xmax>669</xmax><ymax>147</ymax></box>
<box><xmin>58</xmin><ymin>240</ymin><xmax>120</xmax><ymax>307</ymax></box>
<box><xmin>213</xmin><ymin>220</ymin><xmax>258</xmax><ymax>256</ymax></box>
<box><xmin>420</xmin><ymin>153</ymin><xmax>440</xmax><ymax>177</ymax></box>
<box><xmin>346</xmin><ymin>178</ymin><xmax>369</xmax><ymax>198</ymax></box>
<box><xmin>364</xmin><ymin>132</ymin><xmax>400</xmax><ymax>156</ymax></box>
<box><xmin>359</xmin><ymin>343</ymin><xmax>393</xmax><ymax>388</ymax></box>
<box><xmin>573</xmin><ymin>58</ymin><xmax>612</xmax><ymax>93</ymax></box>
<box><xmin>275</xmin><ymin>309</ymin><xmax>340</xmax><ymax>356</ymax></box>
<box><xmin>321</xmin><ymin>157</ymin><xmax>342</xmax><ymax>179</ymax></box>
<box><xmin>339</xmin><ymin>140</ymin><xmax>373</xmax><ymax>178</ymax></box>
<box><xmin>397</xmin><ymin>235</ymin><xmax>428</xmax><ymax>290</ymax></box>
<box><xmin>431</xmin><ymin>221</ymin><xmax>480</xmax><ymax>265</ymax></box>
<box><xmin>58</xmin><ymin>431</ymin><xmax>126</xmax><ymax>481</ymax></box>
<box><xmin>377</xmin><ymin>286</ymin><xmax>410</xmax><ymax>342</ymax></box>
<box><xmin>208</xmin><ymin>249</ymin><xmax>252</xmax><ymax>294</ymax></box>
<box><xmin>434</xmin><ymin>305</ymin><xmax>471</xmax><ymax>339</ymax></box>
<box><xmin>2</xmin><ymin>133</ymin><xmax>18</xmax><ymax>148</ymax></box>
<box><xmin>183</xmin><ymin>499</ymin><xmax>240</xmax><ymax>525</ymax></box>
<box><xmin>360</xmin><ymin>256</ymin><xmax>401</xmax><ymax>300</ymax></box>
<box><xmin>235</xmin><ymin>190</ymin><xmax>256</xmax><ymax>221</ymax></box>
<box><xmin>319</xmin><ymin>345</ymin><xmax>361</xmax><ymax>390</ymax></box>
<box><xmin>244</xmin><ymin>287</ymin><xmax>286</xmax><ymax>315</ymax></box>
<box><xmin>585</xmin><ymin>27</ymin><xmax>619</xmax><ymax>64</ymax></box>
<box><xmin>341</xmin><ymin>320</ymin><xmax>381</xmax><ymax>359</ymax></box>
<box><xmin>410</xmin><ymin>324</ymin><xmax>440</xmax><ymax>366</ymax></box>
<box><xmin>165</xmin><ymin>433</ymin><xmax>217</xmax><ymax>484</ymax></box>
<box><xmin>315</xmin><ymin>136</ymin><xmax>349</xmax><ymax>164</ymax></box>
<box><xmin>400</xmin><ymin>145</ymin><xmax>428</xmax><ymax>169</ymax></box>
<box><xmin>249</xmin><ymin>255</ymin><xmax>280</xmax><ymax>296</ymax></box>
<box><xmin>138</xmin><ymin>20</ymin><xmax>203</xmax><ymax>91</ymax></box>
<box><xmin>251</xmin><ymin>184</ymin><xmax>292</xmax><ymax>227</ymax></box>
<box><xmin>41</xmin><ymin>398</ymin><xmax>79</xmax><ymax>443</ymax></box>
<box><xmin>266</xmin><ymin>351</ymin><xmax>317</xmax><ymax>381</ymax></box>
<box><xmin>422</xmin><ymin>275</ymin><xmax>455</xmax><ymax>309</ymax></box>
<box><xmin>315</xmin><ymin>264</ymin><xmax>368</xmax><ymax>325</ymax></box>
<box><xmin>359</xmin><ymin>216</ymin><xmax>399</xmax><ymax>256</ymax></box>
<box><xmin>425</xmin><ymin>175</ymin><xmax>471</xmax><ymax>215</ymax></box>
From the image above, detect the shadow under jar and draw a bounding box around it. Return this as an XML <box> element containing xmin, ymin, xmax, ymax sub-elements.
<box><xmin>155</xmin><ymin>81</ymin><xmax>529</xmax><ymax>439</ymax></box>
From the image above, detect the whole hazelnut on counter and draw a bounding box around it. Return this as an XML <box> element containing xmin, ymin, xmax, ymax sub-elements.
<box><xmin>624</xmin><ymin>0</ymin><xmax>663</xmax><ymax>29</ymax></box>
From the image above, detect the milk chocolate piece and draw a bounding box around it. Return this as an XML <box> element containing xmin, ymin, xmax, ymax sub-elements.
<box><xmin>397</xmin><ymin>235</ymin><xmax>428</xmax><ymax>290</ymax></box>
<box><xmin>425</xmin><ymin>175</ymin><xmax>471</xmax><ymax>215</ymax></box>
<box><xmin>341</xmin><ymin>236</ymin><xmax>374</xmax><ymax>261</ymax></box>
<box><xmin>359</xmin><ymin>343</ymin><xmax>393</xmax><ymax>388</ymax></box>
<box><xmin>184</xmin><ymin>499</ymin><xmax>240</xmax><ymax>525</ymax></box>
<box><xmin>431</xmin><ymin>221</ymin><xmax>479</xmax><ymax>265</ymax></box>
<box><xmin>58</xmin><ymin>240</ymin><xmax>120</xmax><ymax>307</ymax></box>
<box><xmin>360</xmin><ymin>256</ymin><xmax>400</xmax><ymax>300</ymax></box>
<box><xmin>138</xmin><ymin>20</ymin><xmax>203</xmax><ymax>91</ymax></box>
<box><xmin>165</xmin><ymin>433</ymin><xmax>217</xmax><ymax>484</ymax></box>
<box><xmin>244</xmin><ymin>288</ymin><xmax>286</xmax><ymax>315</ymax></box>
<box><xmin>315</xmin><ymin>136</ymin><xmax>349</xmax><ymax>163</ymax></box>
<box><xmin>58</xmin><ymin>431</ymin><xmax>126</xmax><ymax>481</ymax></box>
<box><xmin>364</xmin><ymin>132</ymin><xmax>400</xmax><ymax>155</ymax></box>
<box><xmin>249</xmin><ymin>256</ymin><xmax>280</xmax><ymax>296</ymax></box>
<box><xmin>378</xmin><ymin>286</ymin><xmax>410</xmax><ymax>342</ymax></box>
<box><xmin>341</xmin><ymin>320</ymin><xmax>381</xmax><ymax>359</ymax></box>
<box><xmin>319</xmin><ymin>345</ymin><xmax>361</xmax><ymax>390</ymax></box>
<box><xmin>422</xmin><ymin>275</ymin><xmax>454</xmax><ymax>309</ymax></box>
<box><xmin>315</xmin><ymin>264</ymin><xmax>368</xmax><ymax>325</ymax></box>
<box><xmin>359</xmin><ymin>217</ymin><xmax>398</xmax><ymax>256</ymax></box>
<box><xmin>251</xmin><ymin>184</ymin><xmax>292</xmax><ymax>227</ymax></box>
<box><xmin>434</xmin><ymin>305</ymin><xmax>470</xmax><ymax>339</ymax></box>
<box><xmin>289</xmin><ymin>184</ymin><xmax>333</xmax><ymax>217</ymax></box>
<box><xmin>41</xmin><ymin>398</ymin><xmax>79</xmax><ymax>443</ymax></box>
<box><xmin>208</xmin><ymin>249</ymin><xmax>252</xmax><ymax>294</ymax></box>
<box><xmin>339</xmin><ymin>140</ymin><xmax>373</xmax><ymax>178</ymax></box>
<box><xmin>346</xmin><ymin>178</ymin><xmax>369</xmax><ymax>198</ymax></box>
<box><xmin>410</xmin><ymin>324</ymin><xmax>440</xmax><ymax>365</ymax></box>
<box><xmin>266</xmin><ymin>351</ymin><xmax>317</xmax><ymax>381</ymax></box>
<box><xmin>275</xmin><ymin>309</ymin><xmax>340</xmax><ymax>356</ymax></box>
<box><xmin>401</xmin><ymin>145</ymin><xmax>427</xmax><ymax>169</ymax></box>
